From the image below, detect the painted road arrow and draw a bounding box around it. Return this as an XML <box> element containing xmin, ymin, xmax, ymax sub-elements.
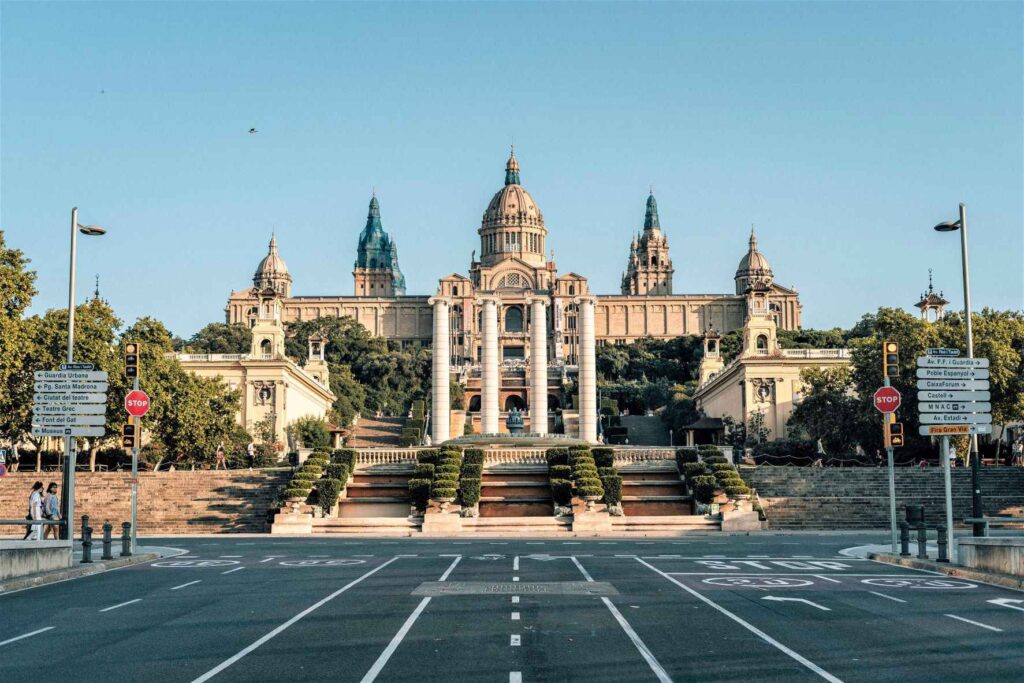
<box><xmin>919</xmin><ymin>402</ymin><xmax>991</xmax><ymax>413</ymax></box>
<box><xmin>34</xmin><ymin>370</ymin><xmax>109</xmax><ymax>381</ymax></box>
<box><xmin>916</xmin><ymin>357</ymin><xmax>989</xmax><ymax>368</ymax></box>
<box><xmin>987</xmin><ymin>598</ymin><xmax>1024</xmax><ymax>613</ymax></box>
<box><xmin>916</xmin><ymin>368</ymin><xmax>989</xmax><ymax>380</ymax></box>
<box><xmin>917</xmin><ymin>390</ymin><xmax>991</xmax><ymax>402</ymax></box>
<box><xmin>916</xmin><ymin>379</ymin><xmax>990</xmax><ymax>391</ymax></box>
<box><xmin>920</xmin><ymin>413</ymin><xmax>992</xmax><ymax>425</ymax></box>
<box><xmin>761</xmin><ymin>596</ymin><xmax>831</xmax><ymax>611</ymax></box>
<box><xmin>33</xmin><ymin>392</ymin><xmax>109</xmax><ymax>404</ymax></box>
<box><xmin>34</xmin><ymin>381</ymin><xmax>109</xmax><ymax>393</ymax></box>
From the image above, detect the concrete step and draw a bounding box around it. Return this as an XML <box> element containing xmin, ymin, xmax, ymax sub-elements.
<box><xmin>479</xmin><ymin>500</ymin><xmax>554</xmax><ymax>518</ymax></box>
<box><xmin>312</xmin><ymin>517</ymin><xmax>419</xmax><ymax>535</ymax></box>
<box><xmin>463</xmin><ymin>516</ymin><xmax>572</xmax><ymax>534</ymax></box>
<box><xmin>622</xmin><ymin>500</ymin><xmax>694</xmax><ymax>516</ymax></box>
<box><xmin>612</xmin><ymin>515</ymin><xmax>720</xmax><ymax>533</ymax></box>
<box><xmin>346</xmin><ymin>486</ymin><xmax>409</xmax><ymax>499</ymax></box>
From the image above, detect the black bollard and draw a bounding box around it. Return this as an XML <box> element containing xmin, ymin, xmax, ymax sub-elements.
<box><xmin>916</xmin><ymin>522</ymin><xmax>928</xmax><ymax>560</ymax></box>
<box><xmin>81</xmin><ymin>515</ymin><xmax>93</xmax><ymax>564</ymax></box>
<box><xmin>101</xmin><ymin>522</ymin><xmax>113</xmax><ymax>560</ymax></box>
<box><xmin>936</xmin><ymin>525</ymin><xmax>949</xmax><ymax>563</ymax></box>
<box><xmin>120</xmin><ymin>522</ymin><xmax>132</xmax><ymax>557</ymax></box>
<box><xmin>899</xmin><ymin>521</ymin><xmax>911</xmax><ymax>557</ymax></box>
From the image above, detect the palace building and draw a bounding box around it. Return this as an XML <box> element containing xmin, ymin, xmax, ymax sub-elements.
<box><xmin>224</xmin><ymin>149</ymin><xmax>807</xmax><ymax>442</ymax></box>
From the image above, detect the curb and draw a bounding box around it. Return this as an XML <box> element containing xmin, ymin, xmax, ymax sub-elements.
<box><xmin>868</xmin><ymin>552</ymin><xmax>1024</xmax><ymax>591</ymax></box>
<box><xmin>0</xmin><ymin>552</ymin><xmax>160</xmax><ymax>595</ymax></box>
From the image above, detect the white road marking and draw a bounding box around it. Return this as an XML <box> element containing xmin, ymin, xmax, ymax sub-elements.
<box><xmin>219</xmin><ymin>555</ymin><xmax>243</xmax><ymax>558</ymax></box>
<box><xmin>813</xmin><ymin>575</ymin><xmax>842</xmax><ymax>584</ymax></box>
<box><xmin>513</xmin><ymin>576</ymin><xmax>519</xmax><ymax>582</ymax></box>
<box><xmin>191</xmin><ymin>557</ymin><xmax>400</xmax><ymax>683</ymax></box>
<box><xmin>762</xmin><ymin>596</ymin><xmax>831</xmax><ymax>611</ymax></box>
<box><xmin>510</xmin><ymin>673</ymin><xmax>522</xmax><ymax>683</ymax></box>
<box><xmin>868</xmin><ymin>591</ymin><xmax>906</xmax><ymax>603</ymax></box>
<box><xmin>222</xmin><ymin>567</ymin><xmax>245</xmax><ymax>575</ymax></box>
<box><xmin>511</xmin><ymin>611</ymin><xmax>520</xmax><ymax>620</ymax></box>
<box><xmin>525</xmin><ymin>541</ymin><xmax>545</xmax><ymax>544</ymax></box>
<box><xmin>572</xmin><ymin>557</ymin><xmax>672</xmax><ymax>683</ymax></box>
<box><xmin>359</xmin><ymin>556</ymin><xmax>462</xmax><ymax>683</ymax></box>
<box><xmin>100</xmin><ymin>598</ymin><xmax>142</xmax><ymax>612</ymax></box>
<box><xmin>988</xmin><ymin>598</ymin><xmax>1024</xmax><ymax>612</ymax></box>
<box><xmin>512</xmin><ymin>596</ymin><xmax>520</xmax><ymax>604</ymax></box>
<box><xmin>615</xmin><ymin>554</ymin><xmax>637</xmax><ymax>558</ymax></box>
<box><xmin>259</xmin><ymin>557</ymin><xmax>279</xmax><ymax>563</ymax></box>
<box><xmin>513</xmin><ymin>556</ymin><xmax>519</xmax><ymax>571</ymax></box>
<box><xmin>510</xmin><ymin>634</ymin><xmax>521</xmax><ymax>646</ymax></box>
<box><xmin>0</xmin><ymin>627</ymin><xmax>55</xmax><ymax>647</ymax></box>
<box><xmin>171</xmin><ymin>580</ymin><xmax>202</xmax><ymax>591</ymax></box>
<box><xmin>945</xmin><ymin>614</ymin><xmax>1003</xmax><ymax>632</ymax></box>
<box><xmin>637</xmin><ymin>558</ymin><xmax>843</xmax><ymax>683</ymax></box>
<box><xmin>490</xmin><ymin>542</ymin><xmax>508</xmax><ymax>545</ymax></box>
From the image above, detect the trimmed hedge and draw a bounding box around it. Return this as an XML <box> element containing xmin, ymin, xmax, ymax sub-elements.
<box><xmin>417</xmin><ymin>449</ymin><xmax>439</xmax><ymax>465</ymax></box>
<box><xmin>698</xmin><ymin>444</ymin><xmax>722</xmax><ymax>454</ymax></box>
<box><xmin>459</xmin><ymin>477</ymin><xmax>482</xmax><ymax>507</ymax></box>
<box><xmin>676</xmin><ymin>448</ymin><xmax>699</xmax><ymax>464</ymax></box>
<box><xmin>546</xmin><ymin>448</ymin><xmax>569</xmax><ymax>466</ymax></box>
<box><xmin>691</xmin><ymin>475</ymin><xmax>718</xmax><ymax>504</ymax></box>
<box><xmin>592</xmin><ymin>447</ymin><xmax>615</xmax><ymax>469</ymax></box>
<box><xmin>412</xmin><ymin>463</ymin><xmax>436</xmax><ymax>479</ymax></box>
<box><xmin>460</xmin><ymin>463</ymin><xmax>483</xmax><ymax>478</ymax></box>
<box><xmin>702</xmin><ymin>455</ymin><xmax>728</xmax><ymax>466</ymax></box>
<box><xmin>463</xmin><ymin>448</ymin><xmax>485</xmax><ymax>465</ymax></box>
<box><xmin>325</xmin><ymin>464</ymin><xmax>350</xmax><ymax>482</ymax></box>
<box><xmin>316</xmin><ymin>478</ymin><xmax>343</xmax><ymax>514</ymax></box>
<box><xmin>549</xmin><ymin>465</ymin><xmax>572</xmax><ymax>480</ymax></box>
<box><xmin>601</xmin><ymin>474</ymin><xmax>623</xmax><ymax>506</ymax></box>
<box><xmin>331</xmin><ymin>448</ymin><xmax>357</xmax><ymax>471</ymax></box>
<box><xmin>550</xmin><ymin>479</ymin><xmax>573</xmax><ymax>506</ymax></box>
<box><xmin>282</xmin><ymin>487</ymin><xmax>312</xmax><ymax>499</ymax></box>
<box><xmin>682</xmin><ymin>462</ymin><xmax>710</xmax><ymax>480</ymax></box>
<box><xmin>291</xmin><ymin>471</ymin><xmax>320</xmax><ymax>482</ymax></box>
<box><xmin>709</xmin><ymin>462</ymin><xmax>734</xmax><ymax>473</ymax></box>
<box><xmin>409</xmin><ymin>479</ymin><xmax>431</xmax><ymax>511</ymax></box>
<box><xmin>436</xmin><ymin>464</ymin><xmax>461</xmax><ymax>476</ymax></box>
<box><xmin>431</xmin><ymin>482</ymin><xmax>458</xmax><ymax>499</ymax></box>
<box><xmin>725</xmin><ymin>484</ymin><xmax>751</xmax><ymax>496</ymax></box>
<box><xmin>439</xmin><ymin>444</ymin><xmax>463</xmax><ymax>454</ymax></box>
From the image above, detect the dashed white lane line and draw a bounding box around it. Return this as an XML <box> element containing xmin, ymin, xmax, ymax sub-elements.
<box><xmin>571</xmin><ymin>557</ymin><xmax>672</xmax><ymax>683</ymax></box>
<box><xmin>511</xmin><ymin>611</ymin><xmax>521</xmax><ymax>621</ymax></box>
<box><xmin>945</xmin><ymin>614</ymin><xmax>1003</xmax><ymax>632</ymax></box>
<box><xmin>512</xmin><ymin>576</ymin><xmax>520</xmax><ymax>581</ymax></box>
<box><xmin>222</xmin><ymin>567</ymin><xmax>245</xmax><ymax>575</ymax></box>
<box><xmin>171</xmin><ymin>580</ymin><xmax>202</xmax><ymax>591</ymax></box>
<box><xmin>813</xmin><ymin>575</ymin><xmax>842</xmax><ymax>584</ymax></box>
<box><xmin>260</xmin><ymin>557</ymin><xmax>279</xmax><ymax>563</ymax></box>
<box><xmin>0</xmin><ymin>627</ymin><xmax>55</xmax><ymax>647</ymax></box>
<box><xmin>219</xmin><ymin>555</ymin><xmax>243</xmax><ymax>558</ymax></box>
<box><xmin>525</xmin><ymin>541</ymin><xmax>544</xmax><ymax>545</ymax></box>
<box><xmin>513</xmin><ymin>556</ymin><xmax>520</xmax><ymax>571</ymax></box>
<box><xmin>359</xmin><ymin>556</ymin><xmax>463</xmax><ymax>683</ymax></box>
<box><xmin>510</xmin><ymin>673</ymin><xmax>522</xmax><ymax>683</ymax></box>
<box><xmin>868</xmin><ymin>591</ymin><xmax>906</xmax><ymax>604</ymax></box>
<box><xmin>510</xmin><ymin>634</ymin><xmax>521</xmax><ymax>646</ymax></box>
<box><xmin>100</xmin><ymin>599</ymin><xmax>142</xmax><ymax>613</ymax></box>
<box><xmin>636</xmin><ymin>558</ymin><xmax>842</xmax><ymax>683</ymax></box>
<box><xmin>512</xmin><ymin>596</ymin><xmax>520</xmax><ymax>604</ymax></box>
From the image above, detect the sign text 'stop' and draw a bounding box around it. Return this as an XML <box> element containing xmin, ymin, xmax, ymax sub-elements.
<box><xmin>124</xmin><ymin>390</ymin><xmax>151</xmax><ymax>417</ymax></box>
<box><xmin>873</xmin><ymin>386</ymin><xmax>901</xmax><ymax>413</ymax></box>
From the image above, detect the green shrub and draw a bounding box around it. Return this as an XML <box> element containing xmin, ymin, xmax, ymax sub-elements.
<box><xmin>299</xmin><ymin>462</ymin><xmax>323</xmax><ymax>473</ymax></box>
<box><xmin>549</xmin><ymin>465</ymin><xmax>572</xmax><ymax>480</ymax></box>
<box><xmin>698</xmin><ymin>444</ymin><xmax>721</xmax><ymax>454</ymax></box>
<box><xmin>291</xmin><ymin>471</ymin><xmax>320</xmax><ymax>482</ymax></box>
<box><xmin>568</xmin><ymin>445</ymin><xmax>591</xmax><ymax>454</ymax></box>
<box><xmin>597</xmin><ymin>466</ymin><xmax>616</xmax><ymax>477</ymax></box>
<box><xmin>406</xmin><ymin>418</ymin><xmax>425</xmax><ymax>433</ymax></box>
<box><xmin>601</xmin><ymin>475</ymin><xmax>623</xmax><ymax>505</ymax></box>
<box><xmin>430</xmin><ymin>482</ymin><xmax>458</xmax><ymax>499</ymax></box>
<box><xmin>691</xmin><ymin>475</ymin><xmax>718</xmax><ymax>504</ymax></box>
<box><xmin>463</xmin><ymin>448</ymin><xmax>484</xmax><ymax>465</ymax></box>
<box><xmin>282</xmin><ymin>487</ymin><xmax>312</xmax><ymax>500</ymax></box>
<box><xmin>682</xmin><ymin>462</ymin><xmax>710</xmax><ymax>480</ymax></box>
<box><xmin>715</xmin><ymin>469</ymin><xmax>742</xmax><ymax>481</ymax></box>
<box><xmin>436</xmin><ymin>464</ymin><xmax>461</xmax><ymax>476</ymax></box>
<box><xmin>460</xmin><ymin>463</ymin><xmax>483</xmax><ymax>478</ymax></box>
<box><xmin>578</xmin><ymin>484</ymin><xmax>604</xmax><ymax>498</ymax></box>
<box><xmin>725</xmin><ymin>484</ymin><xmax>751</xmax><ymax>496</ymax></box>
<box><xmin>439</xmin><ymin>444</ymin><xmax>463</xmax><ymax>454</ymax></box>
<box><xmin>676</xmin><ymin>448</ymin><xmax>699</xmax><ymax>464</ymax></box>
<box><xmin>550</xmin><ymin>479</ymin><xmax>573</xmax><ymax>506</ymax></box>
<box><xmin>546</xmin><ymin>448</ymin><xmax>569</xmax><ymax>466</ymax></box>
<box><xmin>417</xmin><ymin>449</ymin><xmax>439</xmax><ymax>465</ymax></box>
<box><xmin>459</xmin><ymin>478</ymin><xmax>482</xmax><ymax>507</ymax></box>
<box><xmin>316</xmin><ymin>478</ymin><xmax>343</xmax><ymax>514</ymax></box>
<box><xmin>306</xmin><ymin>455</ymin><xmax>330</xmax><ymax>466</ymax></box>
<box><xmin>592</xmin><ymin>447</ymin><xmax>615</xmax><ymax>469</ymax></box>
<box><xmin>413</xmin><ymin>463</ymin><xmax>436</xmax><ymax>479</ymax></box>
<box><xmin>325</xmin><ymin>464</ymin><xmax>350</xmax><ymax>482</ymax></box>
<box><xmin>702</xmin><ymin>455</ymin><xmax>728</xmax><ymax>466</ymax></box>
<box><xmin>709</xmin><ymin>462</ymin><xmax>734</xmax><ymax>473</ymax></box>
<box><xmin>408</xmin><ymin>478</ymin><xmax>431</xmax><ymax>511</ymax></box>
<box><xmin>398</xmin><ymin>436</ymin><xmax>417</xmax><ymax>447</ymax></box>
<box><xmin>331</xmin><ymin>448</ymin><xmax>357</xmax><ymax>470</ymax></box>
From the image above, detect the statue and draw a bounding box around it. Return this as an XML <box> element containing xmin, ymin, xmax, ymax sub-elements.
<box><xmin>505</xmin><ymin>407</ymin><xmax>525</xmax><ymax>435</ymax></box>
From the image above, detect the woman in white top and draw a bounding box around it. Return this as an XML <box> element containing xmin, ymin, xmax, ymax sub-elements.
<box><xmin>23</xmin><ymin>481</ymin><xmax>44</xmax><ymax>540</ymax></box>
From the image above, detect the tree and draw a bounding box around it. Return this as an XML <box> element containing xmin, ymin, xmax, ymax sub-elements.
<box><xmin>290</xmin><ymin>416</ymin><xmax>331</xmax><ymax>449</ymax></box>
<box><xmin>0</xmin><ymin>232</ymin><xmax>38</xmax><ymax>445</ymax></box>
<box><xmin>788</xmin><ymin>366</ymin><xmax>872</xmax><ymax>454</ymax></box>
<box><xmin>182</xmin><ymin>322</ymin><xmax>253</xmax><ymax>354</ymax></box>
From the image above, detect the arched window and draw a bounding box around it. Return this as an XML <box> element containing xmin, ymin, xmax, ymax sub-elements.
<box><xmin>505</xmin><ymin>306</ymin><xmax>524</xmax><ymax>332</ymax></box>
<box><xmin>452</xmin><ymin>285</ymin><xmax>458</xmax><ymax>296</ymax></box>
<box><xmin>568</xmin><ymin>284</ymin><xmax>575</xmax><ymax>296</ymax></box>
<box><xmin>260</xmin><ymin>339</ymin><xmax>273</xmax><ymax>355</ymax></box>
<box><xmin>708</xmin><ymin>339</ymin><xmax>718</xmax><ymax>353</ymax></box>
<box><xmin>756</xmin><ymin>335</ymin><xmax>768</xmax><ymax>351</ymax></box>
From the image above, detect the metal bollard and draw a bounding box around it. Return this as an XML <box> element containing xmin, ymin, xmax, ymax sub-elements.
<box><xmin>120</xmin><ymin>522</ymin><xmax>132</xmax><ymax>557</ymax></box>
<box><xmin>101</xmin><ymin>523</ymin><xmax>113</xmax><ymax>560</ymax></box>
<box><xmin>916</xmin><ymin>522</ymin><xmax>928</xmax><ymax>560</ymax></box>
<box><xmin>936</xmin><ymin>524</ymin><xmax>949</xmax><ymax>563</ymax></box>
<box><xmin>81</xmin><ymin>515</ymin><xmax>93</xmax><ymax>564</ymax></box>
<box><xmin>899</xmin><ymin>521</ymin><xmax>911</xmax><ymax>557</ymax></box>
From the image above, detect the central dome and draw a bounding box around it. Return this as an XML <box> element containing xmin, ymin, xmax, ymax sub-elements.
<box><xmin>481</xmin><ymin>148</ymin><xmax>545</xmax><ymax>230</ymax></box>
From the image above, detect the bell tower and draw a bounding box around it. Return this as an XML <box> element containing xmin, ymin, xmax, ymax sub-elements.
<box><xmin>621</xmin><ymin>192</ymin><xmax>674</xmax><ymax>295</ymax></box>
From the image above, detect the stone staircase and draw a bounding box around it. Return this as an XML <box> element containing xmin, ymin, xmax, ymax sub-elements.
<box><xmin>744</xmin><ymin>466</ymin><xmax>1024</xmax><ymax>530</ymax></box>
<box><xmin>346</xmin><ymin>416</ymin><xmax>407</xmax><ymax>448</ymax></box>
<box><xmin>312</xmin><ymin>465</ymin><xmax>418</xmax><ymax>535</ymax></box>
<box><xmin>479</xmin><ymin>466</ymin><xmax>554</xmax><ymax>518</ymax></box>
<box><xmin>619</xmin><ymin>415</ymin><xmax>671</xmax><ymax>446</ymax></box>
<box><xmin>620</xmin><ymin>466</ymin><xmax>694</xmax><ymax>516</ymax></box>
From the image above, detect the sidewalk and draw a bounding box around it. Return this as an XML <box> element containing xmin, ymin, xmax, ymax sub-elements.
<box><xmin>0</xmin><ymin>544</ymin><xmax>184</xmax><ymax>595</ymax></box>
<box><xmin>868</xmin><ymin>549</ymin><xmax>1024</xmax><ymax>592</ymax></box>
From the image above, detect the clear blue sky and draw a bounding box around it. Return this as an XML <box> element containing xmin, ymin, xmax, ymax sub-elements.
<box><xmin>3</xmin><ymin>1</ymin><xmax>1021</xmax><ymax>338</ymax></box>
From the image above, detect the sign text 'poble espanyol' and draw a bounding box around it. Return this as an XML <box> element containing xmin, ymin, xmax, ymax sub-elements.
<box><xmin>915</xmin><ymin>367</ymin><xmax>989</xmax><ymax>380</ymax></box>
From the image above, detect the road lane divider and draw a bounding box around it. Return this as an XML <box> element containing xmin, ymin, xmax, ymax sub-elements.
<box><xmin>171</xmin><ymin>580</ymin><xmax>202</xmax><ymax>591</ymax></box>
<box><xmin>359</xmin><ymin>556</ymin><xmax>462</xmax><ymax>683</ymax></box>
<box><xmin>944</xmin><ymin>614</ymin><xmax>1003</xmax><ymax>632</ymax></box>
<box><xmin>636</xmin><ymin>558</ymin><xmax>844</xmax><ymax>683</ymax></box>
<box><xmin>191</xmin><ymin>556</ymin><xmax>401</xmax><ymax>683</ymax></box>
<box><xmin>0</xmin><ymin>627</ymin><xmax>55</xmax><ymax>648</ymax></box>
<box><xmin>868</xmin><ymin>591</ymin><xmax>906</xmax><ymax>603</ymax></box>
<box><xmin>572</xmin><ymin>557</ymin><xmax>673</xmax><ymax>683</ymax></box>
<box><xmin>221</xmin><ymin>567</ymin><xmax>244</xmax><ymax>575</ymax></box>
<box><xmin>99</xmin><ymin>598</ymin><xmax>142</xmax><ymax>612</ymax></box>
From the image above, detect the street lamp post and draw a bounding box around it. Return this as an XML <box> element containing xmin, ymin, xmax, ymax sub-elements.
<box><xmin>934</xmin><ymin>203</ymin><xmax>983</xmax><ymax>537</ymax></box>
<box><xmin>62</xmin><ymin>207</ymin><xmax>106</xmax><ymax>541</ymax></box>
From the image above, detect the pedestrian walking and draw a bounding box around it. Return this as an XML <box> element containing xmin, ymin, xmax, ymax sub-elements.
<box><xmin>215</xmin><ymin>444</ymin><xmax>227</xmax><ymax>470</ymax></box>
<box><xmin>1012</xmin><ymin>439</ymin><xmax>1023</xmax><ymax>467</ymax></box>
<box><xmin>22</xmin><ymin>481</ymin><xmax>44</xmax><ymax>540</ymax></box>
<box><xmin>42</xmin><ymin>482</ymin><xmax>61</xmax><ymax>539</ymax></box>
<box><xmin>247</xmin><ymin>441</ymin><xmax>256</xmax><ymax>468</ymax></box>
<box><xmin>949</xmin><ymin>444</ymin><xmax>958</xmax><ymax>468</ymax></box>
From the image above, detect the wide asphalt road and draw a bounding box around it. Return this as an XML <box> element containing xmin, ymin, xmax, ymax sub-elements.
<box><xmin>1</xmin><ymin>533</ymin><xmax>1021</xmax><ymax>682</ymax></box>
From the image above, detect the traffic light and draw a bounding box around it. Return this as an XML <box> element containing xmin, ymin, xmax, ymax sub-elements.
<box><xmin>125</xmin><ymin>342</ymin><xmax>140</xmax><ymax>379</ymax></box>
<box><xmin>122</xmin><ymin>423</ymin><xmax>137</xmax><ymax>449</ymax></box>
<box><xmin>882</xmin><ymin>340</ymin><xmax>899</xmax><ymax>380</ymax></box>
<box><xmin>889</xmin><ymin>422</ymin><xmax>905</xmax><ymax>447</ymax></box>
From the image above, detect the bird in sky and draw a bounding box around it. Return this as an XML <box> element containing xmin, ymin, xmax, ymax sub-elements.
<box><xmin>249</xmin><ymin>128</ymin><xmax>258</xmax><ymax>134</ymax></box>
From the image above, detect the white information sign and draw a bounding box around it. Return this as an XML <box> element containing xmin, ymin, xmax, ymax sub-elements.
<box><xmin>916</xmin><ymin>379</ymin><xmax>990</xmax><ymax>391</ymax></box>
<box><xmin>926</xmin><ymin>348</ymin><xmax>961</xmax><ymax>357</ymax></box>
<box><xmin>34</xmin><ymin>370</ymin><xmax>109</xmax><ymax>382</ymax></box>
<box><xmin>32</xmin><ymin>403</ymin><xmax>107</xmax><ymax>415</ymax></box>
<box><xmin>34</xmin><ymin>381</ymin><xmax>109</xmax><ymax>393</ymax></box>
<box><xmin>917</xmin><ymin>390</ymin><xmax>991</xmax><ymax>402</ymax></box>
<box><xmin>33</xmin><ymin>392</ymin><xmax>109</xmax><ymax>404</ymax></box>
<box><xmin>31</xmin><ymin>426</ymin><xmax>105</xmax><ymax>438</ymax></box>
<box><xmin>920</xmin><ymin>413</ymin><xmax>993</xmax><ymax>425</ymax></box>
<box><xmin>919</xmin><ymin>424</ymin><xmax>992</xmax><ymax>436</ymax></box>
<box><xmin>32</xmin><ymin>414</ymin><xmax>106</xmax><ymax>426</ymax></box>
<box><xmin>915</xmin><ymin>368</ymin><xmax>989</xmax><ymax>381</ymax></box>
<box><xmin>918</xmin><ymin>402</ymin><xmax>991</xmax><ymax>414</ymax></box>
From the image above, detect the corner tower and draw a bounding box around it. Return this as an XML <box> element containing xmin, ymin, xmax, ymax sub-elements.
<box><xmin>353</xmin><ymin>194</ymin><xmax>406</xmax><ymax>297</ymax></box>
<box><xmin>621</xmin><ymin>192</ymin><xmax>674</xmax><ymax>295</ymax></box>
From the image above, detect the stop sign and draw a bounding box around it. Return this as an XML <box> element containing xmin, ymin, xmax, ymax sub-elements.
<box><xmin>873</xmin><ymin>386</ymin><xmax>901</xmax><ymax>413</ymax></box>
<box><xmin>125</xmin><ymin>389</ymin><xmax>151</xmax><ymax>417</ymax></box>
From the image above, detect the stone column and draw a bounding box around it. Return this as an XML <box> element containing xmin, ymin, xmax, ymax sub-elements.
<box><xmin>527</xmin><ymin>296</ymin><xmax>549</xmax><ymax>435</ymax></box>
<box><xmin>429</xmin><ymin>296</ymin><xmax>450</xmax><ymax>444</ymax></box>
<box><xmin>479</xmin><ymin>296</ymin><xmax>500</xmax><ymax>434</ymax></box>
<box><xmin>576</xmin><ymin>296</ymin><xmax>598</xmax><ymax>443</ymax></box>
